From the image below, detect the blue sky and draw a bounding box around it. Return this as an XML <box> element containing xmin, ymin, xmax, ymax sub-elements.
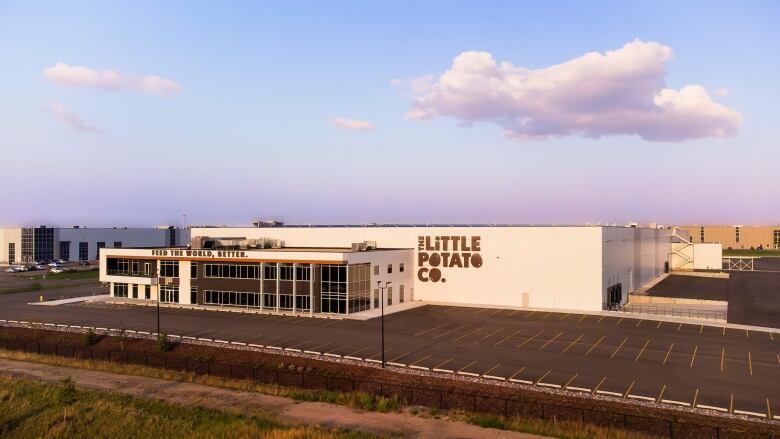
<box><xmin>1</xmin><ymin>1</ymin><xmax>778</xmax><ymax>227</ymax></box>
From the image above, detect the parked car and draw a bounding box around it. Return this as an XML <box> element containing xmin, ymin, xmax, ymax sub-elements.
<box><xmin>47</xmin><ymin>262</ymin><xmax>59</xmax><ymax>267</ymax></box>
<box><xmin>34</xmin><ymin>264</ymin><xmax>47</xmax><ymax>270</ymax></box>
<box><xmin>50</xmin><ymin>267</ymin><xmax>64</xmax><ymax>274</ymax></box>
<box><xmin>55</xmin><ymin>259</ymin><xmax>67</xmax><ymax>264</ymax></box>
<box><xmin>79</xmin><ymin>261</ymin><xmax>90</xmax><ymax>266</ymax></box>
<box><xmin>4</xmin><ymin>267</ymin><xmax>16</xmax><ymax>273</ymax></box>
<box><xmin>15</xmin><ymin>265</ymin><xmax>28</xmax><ymax>272</ymax></box>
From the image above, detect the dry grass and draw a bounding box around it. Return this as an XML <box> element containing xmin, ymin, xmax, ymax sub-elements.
<box><xmin>0</xmin><ymin>348</ymin><xmax>664</xmax><ymax>438</ymax></box>
<box><xmin>0</xmin><ymin>375</ymin><xmax>372</xmax><ymax>439</ymax></box>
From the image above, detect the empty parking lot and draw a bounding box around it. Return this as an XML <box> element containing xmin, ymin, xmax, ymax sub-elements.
<box><xmin>1</xmin><ymin>286</ymin><xmax>777</xmax><ymax>417</ymax></box>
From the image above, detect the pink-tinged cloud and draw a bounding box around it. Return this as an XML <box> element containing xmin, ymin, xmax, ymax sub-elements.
<box><xmin>331</xmin><ymin>116</ymin><xmax>374</xmax><ymax>131</ymax></box>
<box><xmin>47</xmin><ymin>101</ymin><xmax>101</xmax><ymax>134</ymax></box>
<box><xmin>402</xmin><ymin>40</ymin><xmax>741</xmax><ymax>142</ymax></box>
<box><xmin>43</xmin><ymin>62</ymin><xmax>181</xmax><ymax>95</ymax></box>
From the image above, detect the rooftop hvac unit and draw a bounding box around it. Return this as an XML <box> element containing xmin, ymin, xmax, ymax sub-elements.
<box><xmin>363</xmin><ymin>241</ymin><xmax>377</xmax><ymax>250</ymax></box>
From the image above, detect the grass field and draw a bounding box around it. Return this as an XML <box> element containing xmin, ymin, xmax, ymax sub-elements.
<box><xmin>0</xmin><ymin>375</ymin><xmax>371</xmax><ymax>439</ymax></box>
<box><xmin>0</xmin><ymin>348</ymin><xmax>660</xmax><ymax>439</ymax></box>
<box><xmin>722</xmin><ymin>249</ymin><xmax>780</xmax><ymax>257</ymax></box>
<box><xmin>27</xmin><ymin>268</ymin><xmax>99</xmax><ymax>280</ymax></box>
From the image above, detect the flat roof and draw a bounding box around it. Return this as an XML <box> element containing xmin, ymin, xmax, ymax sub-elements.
<box><xmin>105</xmin><ymin>246</ymin><xmax>410</xmax><ymax>253</ymax></box>
<box><xmin>192</xmin><ymin>224</ymin><xmax>666</xmax><ymax>229</ymax></box>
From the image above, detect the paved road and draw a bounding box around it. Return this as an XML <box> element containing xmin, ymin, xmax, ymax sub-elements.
<box><xmin>647</xmin><ymin>269</ymin><xmax>780</xmax><ymax>328</ymax></box>
<box><xmin>1</xmin><ymin>287</ymin><xmax>778</xmax><ymax>416</ymax></box>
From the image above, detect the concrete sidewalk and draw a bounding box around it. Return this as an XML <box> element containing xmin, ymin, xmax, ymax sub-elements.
<box><xmin>29</xmin><ymin>294</ymin><xmax>110</xmax><ymax>306</ymax></box>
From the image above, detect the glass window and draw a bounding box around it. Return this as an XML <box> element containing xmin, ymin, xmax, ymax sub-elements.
<box><xmin>78</xmin><ymin>242</ymin><xmax>88</xmax><ymax>261</ymax></box>
<box><xmin>132</xmin><ymin>284</ymin><xmax>138</xmax><ymax>299</ymax></box>
<box><xmin>190</xmin><ymin>286</ymin><xmax>197</xmax><ymax>304</ymax></box>
<box><xmin>113</xmin><ymin>283</ymin><xmax>128</xmax><ymax>298</ymax></box>
<box><xmin>280</xmin><ymin>264</ymin><xmax>293</xmax><ymax>280</ymax></box>
<box><xmin>160</xmin><ymin>260</ymin><xmax>179</xmax><ymax>278</ymax></box>
<box><xmin>191</xmin><ymin>262</ymin><xmax>198</xmax><ymax>279</ymax></box>
<box><xmin>374</xmin><ymin>265</ymin><xmax>379</xmax><ymax>276</ymax></box>
<box><xmin>399</xmin><ymin>285</ymin><xmax>404</xmax><ymax>303</ymax></box>
<box><xmin>58</xmin><ymin>241</ymin><xmax>70</xmax><ymax>261</ymax></box>
<box><xmin>113</xmin><ymin>241</ymin><xmax>122</xmax><ymax>248</ymax></box>
<box><xmin>96</xmin><ymin>242</ymin><xmax>105</xmax><ymax>260</ymax></box>
<box><xmin>295</xmin><ymin>265</ymin><xmax>311</xmax><ymax>281</ymax></box>
<box><xmin>321</xmin><ymin>264</ymin><xmax>347</xmax><ymax>314</ymax></box>
<box><xmin>144</xmin><ymin>285</ymin><xmax>151</xmax><ymax>300</ymax></box>
<box><xmin>387</xmin><ymin>286</ymin><xmax>393</xmax><ymax>306</ymax></box>
<box><xmin>8</xmin><ymin>243</ymin><xmax>15</xmax><ymax>264</ymax></box>
<box><xmin>131</xmin><ymin>260</ymin><xmax>139</xmax><ymax>275</ymax></box>
<box><xmin>264</xmin><ymin>265</ymin><xmax>277</xmax><ymax>280</ymax></box>
<box><xmin>387</xmin><ymin>264</ymin><xmax>392</xmax><ymax>274</ymax></box>
<box><xmin>144</xmin><ymin>262</ymin><xmax>151</xmax><ymax>276</ymax></box>
<box><xmin>399</xmin><ymin>263</ymin><xmax>404</xmax><ymax>273</ymax></box>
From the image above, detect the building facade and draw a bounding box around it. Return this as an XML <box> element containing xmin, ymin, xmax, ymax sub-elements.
<box><xmin>186</xmin><ymin>225</ymin><xmax>675</xmax><ymax>312</ymax></box>
<box><xmin>679</xmin><ymin>225</ymin><xmax>780</xmax><ymax>250</ymax></box>
<box><xmin>100</xmin><ymin>245</ymin><xmax>413</xmax><ymax>315</ymax></box>
<box><xmin>0</xmin><ymin>226</ymin><xmax>190</xmax><ymax>265</ymax></box>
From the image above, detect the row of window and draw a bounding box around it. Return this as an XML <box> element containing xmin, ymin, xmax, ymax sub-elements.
<box><xmin>373</xmin><ymin>263</ymin><xmax>405</xmax><ymax>275</ymax></box>
<box><xmin>203</xmin><ymin>290</ymin><xmax>311</xmax><ymax>310</ymax></box>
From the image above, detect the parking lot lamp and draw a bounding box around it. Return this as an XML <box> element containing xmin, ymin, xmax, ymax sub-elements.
<box><xmin>152</xmin><ymin>267</ymin><xmax>160</xmax><ymax>336</ymax></box>
<box><xmin>377</xmin><ymin>281</ymin><xmax>391</xmax><ymax>368</ymax></box>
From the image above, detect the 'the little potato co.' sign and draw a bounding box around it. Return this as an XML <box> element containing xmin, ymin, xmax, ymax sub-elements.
<box><xmin>417</xmin><ymin>235</ymin><xmax>483</xmax><ymax>283</ymax></box>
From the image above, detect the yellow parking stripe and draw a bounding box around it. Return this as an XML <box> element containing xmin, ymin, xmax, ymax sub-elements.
<box><xmin>559</xmin><ymin>313</ymin><xmax>569</xmax><ymax>321</ymax></box>
<box><xmin>656</xmin><ymin>321</ymin><xmax>663</xmax><ymax>329</ymax></box>
<box><xmin>623</xmin><ymin>380</ymin><xmax>635</xmax><ymax>397</ymax></box>
<box><xmin>516</xmin><ymin>330</ymin><xmax>544</xmax><ymax>349</ymax></box>
<box><xmin>458</xmin><ymin>360</ymin><xmax>478</xmax><ymax>373</ymax></box>
<box><xmin>494</xmin><ymin>328</ymin><xmax>523</xmax><ymax>347</ymax></box>
<box><xmin>563</xmin><ymin>373</ymin><xmax>578</xmax><ymax>389</ymax></box>
<box><xmin>538</xmin><ymin>331</ymin><xmax>564</xmax><ymax>351</ymax></box>
<box><xmin>482</xmin><ymin>363</ymin><xmax>501</xmax><ymax>376</ymax></box>
<box><xmin>454</xmin><ymin>325</ymin><xmax>485</xmax><ymax>342</ymax></box>
<box><xmin>597</xmin><ymin>315</ymin><xmax>606</xmax><ymax>324</ymax></box>
<box><xmin>585</xmin><ymin>336</ymin><xmax>605</xmax><ymax>356</ymax></box>
<box><xmin>656</xmin><ymin>384</ymin><xmax>667</xmax><ymax>403</ymax></box>
<box><xmin>610</xmin><ymin>338</ymin><xmax>628</xmax><ymax>359</ymax></box>
<box><xmin>635</xmin><ymin>319</ymin><xmax>643</xmax><ymax>327</ymax></box>
<box><xmin>748</xmin><ymin>352</ymin><xmax>753</xmax><ymax>376</ymax></box>
<box><xmin>592</xmin><ymin>377</ymin><xmax>606</xmax><ymax>394</ymax></box>
<box><xmin>692</xmin><ymin>388</ymin><xmax>699</xmax><ymax>408</ymax></box>
<box><xmin>663</xmin><ymin>343</ymin><xmax>674</xmax><ymax>365</ymax></box>
<box><xmin>509</xmin><ymin>367</ymin><xmax>526</xmax><ymax>380</ymax></box>
<box><xmin>414</xmin><ymin>323</ymin><xmax>450</xmax><ymax>337</ymax></box>
<box><xmin>561</xmin><ymin>335</ymin><xmax>584</xmax><ymax>353</ymax></box>
<box><xmin>541</xmin><ymin>312</ymin><xmax>553</xmax><ymax>320</ymax></box>
<box><xmin>634</xmin><ymin>339</ymin><xmax>650</xmax><ymax>362</ymax></box>
<box><xmin>432</xmin><ymin>358</ymin><xmax>453</xmax><ymax>370</ymax></box>
<box><xmin>615</xmin><ymin>317</ymin><xmax>624</xmax><ymax>326</ymax></box>
<box><xmin>720</xmin><ymin>348</ymin><xmax>725</xmax><ymax>372</ymax></box>
<box><xmin>409</xmin><ymin>355</ymin><xmax>431</xmax><ymax>367</ymax></box>
<box><xmin>577</xmin><ymin>314</ymin><xmax>588</xmax><ymax>323</ymax></box>
<box><xmin>689</xmin><ymin>345</ymin><xmax>698</xmax><ymax>368</ymax></box>
<box><xmin>535</xmin><ymin>369</ymin><xmax>552</xmax><ymax>384</ymax></box>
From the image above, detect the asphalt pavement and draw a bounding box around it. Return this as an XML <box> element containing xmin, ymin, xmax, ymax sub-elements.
<box><xmin>1</xmin><ymin>286</ymin><xmax>778</xmax><ymax>416</ymax></box>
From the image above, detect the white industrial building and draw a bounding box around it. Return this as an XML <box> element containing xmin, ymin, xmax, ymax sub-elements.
<box><xmin>0</xmin><ymin>225</ymin><xmax>190</xmax><ymax>265</ymax></box>
<box><xmin>179</xmin><ymin>225</ymin><xmax>681</xmax><ymax>312</ymax></box>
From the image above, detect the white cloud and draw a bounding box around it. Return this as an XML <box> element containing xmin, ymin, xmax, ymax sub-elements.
<box><xmin>48</xmin><ymin>101</ymin><xmax>101</xmax><ymax>134</ymax></box>
<box><xmin>43</xmin><ymin>62</ymin><xmax>181</xmax><ymax>95</ymax></box>
<box><xmin>713</xmin><ymin>87</ymin><xmax>731</xmax><ymax>97</ymax></box>
<box><xmin>400</xmin><ymin>40</ymin><xmax>741</xmax><ymax>142</ymax></box>
<box><xmin>331</xmin><ymin>117</ymin><xmax>374</xmax><ymax>131</ymax></box>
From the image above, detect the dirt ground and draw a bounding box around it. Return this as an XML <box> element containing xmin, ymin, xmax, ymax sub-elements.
<box><xmin>0</xmin><ymin>358</ymin><xmax>544</xmax><ymax>439</ymax></box>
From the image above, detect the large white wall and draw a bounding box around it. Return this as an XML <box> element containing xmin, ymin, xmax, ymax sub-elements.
<box><xmin>192</xmin><ymin>226</ymin><xmax>608</xmax><ymax>311</ymax></box>
<box><xmin>0</xmin><ymin>228</ymin><xmax>22</xmax><ymax>265</ymax></box>
<box><xmin>602</xmin><ymin>227</ymin><xmax>673</xmax><ymax>305</ymax></box>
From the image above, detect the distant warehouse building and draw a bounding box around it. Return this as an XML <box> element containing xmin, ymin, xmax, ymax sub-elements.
<box><xmin>101</xmin><ymin>225</ymin><xmax>679</xmax><ymax>314</ymax></box>
<box><xmin>679</xmin><ymin>225</ymin><xmax>780</xmax><ymax>250</ymax></box>
<box><xmin>0</xmin><ymin>225</ymin><xmax>190</xmax><ymax>265</ymax></box>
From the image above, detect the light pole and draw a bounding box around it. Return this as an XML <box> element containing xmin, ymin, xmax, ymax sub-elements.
<box><xmin>152</xmin><ymin>267</ymin><xmax>160</xmax><ymax>337</ymax></box>
<box><xmin>377</xmin><ymin>281</ymin><xmax>391</xmax><ymax>368</ymax></box>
